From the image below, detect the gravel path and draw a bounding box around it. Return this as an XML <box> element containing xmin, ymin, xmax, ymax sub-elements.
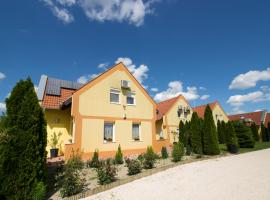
<box><xmin>81</xmin><ymin>149</ymin><xmax>270</xmax><ymax>200</ymax></box>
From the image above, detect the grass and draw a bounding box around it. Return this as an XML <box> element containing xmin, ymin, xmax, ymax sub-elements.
<box><xmin>219</xmin><ymin>142</ymin><xmax>270</xmax><ymax>154</ymax></box>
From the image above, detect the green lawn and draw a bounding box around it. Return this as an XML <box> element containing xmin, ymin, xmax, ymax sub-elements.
<box><xmin>219</xmin><ymin>142</ymin><xmax>270</xmax><ymax>154</ymax></box>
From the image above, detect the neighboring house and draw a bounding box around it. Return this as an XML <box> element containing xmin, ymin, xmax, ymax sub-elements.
<box><xmin>228</xmin><ymin>110</ymin><xmax>268</xmax><ymax>137</ymax></box>
<box><xmin>155</xmin><ymin>95</ymin><xmax>192</xmax><ymax>151</ymax></box>
<box><xmin>38</xmin><ymin>63</ymin><xmax>156</xmax><ymax>160</ymax></box>
<box><xmin>265</xmin><ymin>113</ymin><xmax>270</xmax><ymax>128</ymax></box>
<box><xmin>192</xmin><ymin>101</ymin><xmax>228</xmax><ymax>125</ymax></box>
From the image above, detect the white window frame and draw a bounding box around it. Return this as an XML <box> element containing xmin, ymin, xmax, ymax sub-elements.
<box><xmin>132</xmin><ymin>123</ymin><xmax>141</xmax><ymax>141</ymax></box>
<box><xmin>104</xmin><ymin>122</ymin><xmax>115</xmax><ymax>143</ymax></box>
<box><xmin>71</xmin><ymin>118</ymin><xmax>76</xmax><ymax>143</ymax></box>
<box><xmin>159</xmin><ymin>130</ymin><xmax>164</xmax><ymax>139</ymax></box>
<box><xmin>127</xmin><ymin>92</ymin><xmax>136</xmax><ymax>106</ymax></box>
<box><xmin>110</xmin><ymin>88</ymin><xmax>121</xmax><ymax>104</ymax></box>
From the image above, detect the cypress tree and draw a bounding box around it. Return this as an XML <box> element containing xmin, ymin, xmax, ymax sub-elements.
<box><xmin>265</xmin><ymin>126</ymin><xmax>269</xmax><ymax>142</ymax></box>
<box><xmin>225</xmin><ymin>122</ymin><xmax>238</xmax><ymax>153</ymax></box>
<box><xmin>250</xmin><ymin>123</ymin><xmax>259</xmax><ymax>142</ymax></box>
<box><xmin>261</xmin><ymin>123</ymin><xmax>267</xmax><ymax>142</ymax></box>
<box><xmin>184</xmin><ymin>121</ymin><xmax>192</xmax><ymax>155</ymax></box>
<box><xmin>0</xmin><ymin>78</ymin><xmax>47</xmax><ymax>199</ymax></box>
<box><xmin>190</xmin><ymin>112</ymin><xmax>202</xmax><ymax>154</ymax></box>
<box><xmin>203</xmin><ymin>105</ymin><xmax>220</xmax><ymax>155</ymax></box>
<box><xmin>220</xmin><ymin>121</ymin><xmax>227</xmax><ymax>144</ymax></box>
<box><xmin>217</xmin><ymin>120</ymin><xmax>222</xmax><ymax>144</ymax></box>
<box><xmin>179</xmin><ymin>121</ymin><xmax>185</xmax><ymax>145</ymax></box>
<box><xmin>234</xmin><ymin>122</ymin><xmax>255</xmax><ymax>148</ymax></box>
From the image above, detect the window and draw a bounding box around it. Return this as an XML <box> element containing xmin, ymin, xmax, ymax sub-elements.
<box><xmin>132</xmin><ymin>123</ymin><xmax>140</xmax><ymax>141</ymax></box>
<box><xmin>127</xmin><ymin>92</ymin><xmax>136</xmax><ymax>105</ymax></box>
<box><xmin>110</xmin><ymin>89</ymin><xmax>120</xmax><ymax>104</ymax></box>
<box><xmin>104</xmin><ymin>122</ymin><xmax>115</xmax><ymax>143</ymax></box>
<box><xmin>159</xmin><ymin>130</ymin><xmax>164</xmax><ymax>139</ymax></box>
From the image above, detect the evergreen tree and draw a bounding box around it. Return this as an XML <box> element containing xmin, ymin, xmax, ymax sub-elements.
<box><xmin>179</xmin><ymin>121</ymin><xmax>185</xmax><ymax>146</ymax></box>
<box><xmin>220</xmin><ymin>121</ymin><xmax>226</xmax><ymax>144</ymax></box>
<box><xmin>225</xmin><ymin>122</ymin><xmax>238</xmax><ymax>153</ymax></box>
<box><xmin>234</xmin><ymin>122</ymin><xmax>255</xmax><ymax>148</ymax></box>
<box><xmin>217</xmin><ymin>120</ymin><xmax>222</xmax><ymax>144</ymax></box>
<box><xmin>203</xmin><ymin>105</ymin><xmax>220</xmax><ymax>155</ymax></box>
<box><xmin>184</xmin><ymin>121</ymin><xmax>192</xmax><ymax>155</ymax></box>
<box><xmin>268</xmin><ymin>122</ymin><xmax>270</xmax><ymax>141</ymax></box>
<box><xmin>261</xmin><ymin>123</ymin><xmax>267</xmax><ymax>142</ymax></box>
<box><xmin>250</xmin><ymin>123</ymin><xmax>259</xmax><ymax>142</ymax></box>
<box><xmin>0</xmin><ymin>78</ymin><xmax>47</xmax><ymax>199</ymax></box>
<box><xmin>190</xmin><ymin>112</ymin><xmax>202</xmax><ymax>154</ymax></box>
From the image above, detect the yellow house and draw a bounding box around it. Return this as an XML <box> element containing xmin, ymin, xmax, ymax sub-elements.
<box><xmin>154</xmin><ymin>95</ymin><xmax>193</xmax><ymax>152</ymax></box>
<box><xmin>38</xmin><ymin>63</ymin><xmax>156</xmax><ymax>160</ymax></box>
<box><xmin>192</xmin><ymin>101</ymin><xmax>228</xmax><ymax>125</ymax></box>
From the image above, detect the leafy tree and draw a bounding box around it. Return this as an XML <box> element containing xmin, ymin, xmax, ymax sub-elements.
<box><xmin>234</xmin><ymin>122</ymin><xmax>255</xmax><ymax>148</ymax></box>
<box><xmin>115</xmin><ymin>145</ymin><xmax>124</xmax><ymax>164</ymax></box>
<box><xmin>225</xmin><ymin>122</ymin><xmax>238</xmax><ymax>153</ymax></box>
<box><xmin>203</xmin><ymin>105</ymin><xmax>220</xmax><ymax>155</ymax></box>
<box><xmin>0</xmin><ymin>78</ymin><xmax>47</xmax><ymax>199</ymax></box>
<box><xmin>250</xmin><ymin>123</ymin><xmax>259</xmax><ymax>141</ymax></box>
<box><xmin>190</xmin><ymin>112</ymin><xmax>202</xmax><ymax>154</ymax></box>
<box><xmin>179</xmin><ymin>121</ymin><xmax>185</xmax><ymax>146</ymax></box>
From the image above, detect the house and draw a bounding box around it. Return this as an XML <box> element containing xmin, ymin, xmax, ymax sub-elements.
<box><xmin>154</xmin><ymin>95</ymin><xmax>192</xmax><ymax>151</ymax></box>
<box><xmin>38</xmin><ymin>63</ymin><xmax>157</xmax><ymax>160</ymax></box>
<box><xmin>265</xmin><ymin>113</ymin><xmax>270</xmax><ymax>128</ymax></box>
<box><xmin>228</xmin><ymin>110</ymin><xmax>268</xmax><ymax>137</ymax></box>
<box><xmin>192</xmin><ymin>101</ymin><xmax>228</xmax><ymax>125</ymax></box>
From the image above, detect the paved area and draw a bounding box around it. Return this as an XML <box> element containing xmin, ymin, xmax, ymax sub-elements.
<box><xmin>82</xmin><ymin>149</ymin><xmax>270</xmax><ymax>200</ymax></box>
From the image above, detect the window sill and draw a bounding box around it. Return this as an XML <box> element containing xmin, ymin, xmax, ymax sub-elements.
<box><xmin>132</xmin><ymin>140</ymin><xmax>143</xmax><ymax>142</ymax></box>
<box><xmin>103</xmin><ymin>141</ymin><xmax>116</xmax><ymax>144</ymax></box>
<box><xmin>110</xmin><ymin>102</ymin><xmax>121</xmax><ymax>105</ymax></box>
<box><xmin>127</xmin><ymin>104</ymin><xmax>136</xmax><ymax>106</ymax></box>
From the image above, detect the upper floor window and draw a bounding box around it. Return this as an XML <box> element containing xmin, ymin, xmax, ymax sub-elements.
<box><xmin>127</xmin><ymin>92</ymin><xmax>136</xmax><ymax>105</ymax></box>
<box><xmin>110</xmin><ymin>89</ymin><xmax>120</xmax><ymax>104</ymax></box>
<box><xmin>104</xmin><ymin>122</ymin><xmax>115</xmax><ymax>143</ymax></box>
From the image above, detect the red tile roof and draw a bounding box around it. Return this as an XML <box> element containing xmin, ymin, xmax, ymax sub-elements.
<box><xmin>264</xmin><ymin>113</ymin><xmax>270</xmax><ymax>127</ymax></box>
<box><xmin>42</xmin><ymin>88</ymin><xmax>76</xmax><ymax>109</ymax></box>
<box><xmin>192</xmin><ymin>101</ymin><xmax>218</xmax><ymax>119</ymax></box>
<box><xmin>156</xmin><ymin>95</ymin><xmax>190</xmax><ymax>120</ymax></box>
<box><xmin>228</xmin><ymin>111</ymin><xmax>264</xmax><ymax>126</ymax></box>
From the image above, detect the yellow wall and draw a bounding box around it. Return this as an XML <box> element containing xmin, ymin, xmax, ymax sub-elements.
<box><xmin>212</xmin><ymin>104</ymin><xmax>228</xmax><ymax>125</ymax></box>
<box><xmin>81</xmin><ymin>119</ymin><xmax>152</xmax><ymax>152</ymax></box>
<box><xmin>79</xmin><ymin>70</ymin><xmax>153</xmax><ymax>120</ymax></box>
<box><xmin>45</xmin><ymin>108</ymin><xmax>72</xmax><ymax>156</ymax></box>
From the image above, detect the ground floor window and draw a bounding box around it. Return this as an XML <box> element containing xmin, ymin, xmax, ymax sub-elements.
<box><xmin>132</xmin><ymin>123</ymin><xmax>141</xmax><ymax>141</ymax></box>
<box><xmin>159</xmin><ymin>130</ymin><xmax>164</xmax><ymax>139</ymax></box>
<box><xmin>104</xmin><ymin>122</ymin><xmax>115</xmax><ymax>143</ymax></box>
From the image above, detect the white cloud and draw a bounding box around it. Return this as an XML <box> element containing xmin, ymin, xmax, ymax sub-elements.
<box><xmin>42</xmin><ymin>0</ymin><xmax>74</xmax><ymax>24</ymax></box>
<box><xmin>230</xmin><ymin>107</ymin><xmax>245</xmax><ymax>115</ymax></box>
<box><xmin>229</xmin><ymin>68</ymin><xmax>270</xmax><ymax>90</ymax></box>
<box><xmin>0</xmin><ymin>72</ymin><xmax>6</xmax><ymax>80</ymax></box>
<box><xmin>151</xmin><ymin>88</ymin><xmax>158</xmax><ymax>92</ymax></box>
<box><xmin>227</xmin><ymin>91</ymin><xmax>264</xmax><ymax>107</ymax></box>
<box><xmin>98</xmin><ymin>63</ymin><xmax>109</xmax><ymax>69</ymax></box>
<box><xmin>199</xmin><ymin>86</ymin><xmax>206</xmax><ymax>90</ymax></box>
<box><xmin>200</xmin><ymin>94</ymin><xmax>210</xmax><ymax>100</ymax></box>
<box><xmin>154</xmin><ymin>81</ymin><xmax>200</xmax><ymax>102</ymax></box>
<box><xmin>115</xmin><ymin>57</ymin><xmax>149</xmax><ymax>84</ymax></box>
<box><xmin>42</xmin><ymin>0</ymin><xmax>159</xmax><ymax>26</ymax></box>
<box><xmin>0</xmin><ymin>102</ymin><xmax>6</xmax><ymax>113</ymax></box>
<box><xmin>77</xmin><ymin>73</ymin><xmax>100</xmax><ymax>84</ymax></box>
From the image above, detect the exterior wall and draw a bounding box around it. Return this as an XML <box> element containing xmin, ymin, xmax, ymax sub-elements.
<box><xmin>65</xmin><ymin>64</ymin><xmax>156</xmax><ymax>160</ymax></box>
<box><xmin>212</xmin><ymin>105</ymin><xmax>228</xmax><ymax>126</ymax></box>
<box><xmin>45</xmin><ymin>108</ymin><xmax>72</xmax><ymax>156</ymax></box>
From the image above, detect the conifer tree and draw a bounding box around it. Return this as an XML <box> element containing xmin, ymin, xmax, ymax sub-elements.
<box><xmin>261</xmin><ymin>123</ymin><xmax>267</xmax><ymax>142</ymax></box>
<box><xmin>250</xmin><ymin>123</ymin><xmax>259</xmax><ymax>142</ymax></box>
<box><xmin>217</xmin><ymin>120</ymin><xmax>222</xmax><ymax>144</ymax></box>
<box><xmin>0</xmin><ymin>78</ymin><xmax>47</xmax><ymax>199</ymax></box>
<box><xmin>234</xmin><ymin>122</ymin><xmax>255</xmax><ymax>148</ymax></box>
<box><xmin>179</xmin><ymin>121</ymin><xmax>185</xmax><ymax>145</ymax></box>
<box><xmin>220</xmin><ymin>121</ymin><xmax>226</xmax><ymax>144</ymax></box>
<box><xmin>190</xmin><ymin>112</ymin><xmax>202</xmax><ymax>154</ymax></box>
<box><xmin>203</xmin><ymin>105</ymin><xmax>220</xmax><ymax>155</ymax></box>
<box><xmin>225</xmin><ymin>122</ymin><xmax>238</xmax><ymax>153</ymax></box>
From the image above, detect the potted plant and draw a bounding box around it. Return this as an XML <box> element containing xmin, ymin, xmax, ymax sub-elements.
<box><xmin>50</xmin><ymin>131</ymin><xmax>62</xmax><ymax>158</ymax></box>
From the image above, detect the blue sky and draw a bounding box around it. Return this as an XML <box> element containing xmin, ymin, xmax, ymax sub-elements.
<box><xmin>0</xmin><ymin>0</ymin><xmax>270</xmax><ymax>114</ymax></box>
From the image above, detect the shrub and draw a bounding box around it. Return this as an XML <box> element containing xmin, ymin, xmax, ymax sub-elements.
<box><xmin>203</xmin><ymin>105</ymin><xmax>220</xmax><ymax>155</ymax></box>
<box><xmin>161</xmin><ymin>146</ymin><xmax>168</xmax><ymax>159</ymax></box>
<box><xmin>87</xmin><ymin>149</ymin><xmax>100</xmax><ymax>168</ymax></box>
<box><xmin>225</xmin><ymin>122</ymin><xmax>239</xmax><ymax>154</ymax></box>
<box><xmin>143</xmin><ymin>146</ymin><xmax>158</xmax><ymax>169</ymax></box>
<box><xmin>172</xmin><ymin>142</ymin><xmax>184</xmax><ymax>162</ymax></box>
<box><xmin>137</xmin><ymin>154</ymin><xmax>145</xmax><ymax>164</ymax></box>
<box><xmin>115</xmin><ymin>145</ymin><xmax>124</xmax><ymax>164</ymax></box>
<box><xmin>56</xmin><ymin>152</ymin><xmax>85</xmax><ymax>197</ymax></box>
<box><xmin>97</xmin><ymin>162</ymin><xmax>117</xmax><ymax>185</ymax></box>
<box><xmin>234</xmin><ymin>122</ymin><xmax>255</xmax><ymax>148</ymax></box>
<box><xmin>31</xmin><ymin>182</ymin><xmax>46</xmax><ymax>200</ymax></box>
<box><xmin>127</xmin><ymin>159</ymin><xmax>142</xmax><ymax>175</ymax></box>
<box><xmin>250</xmin><ymin>123</ymin><xmax>259</xmax><ymax>142</ymax></box>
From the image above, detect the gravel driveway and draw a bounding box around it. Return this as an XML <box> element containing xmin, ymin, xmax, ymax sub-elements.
<box><xmin>82</xmin><ymin>149</ymin><xmax>270</xmax><ymax>200</ymax></box>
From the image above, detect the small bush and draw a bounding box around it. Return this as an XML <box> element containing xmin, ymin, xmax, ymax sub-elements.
<box><xmin>127</xmin><ymin>159</ymin><xmax>142</xmax><ymax>175</ymax></box>
<box><xmin>137</xmin><ymin>154</ymin><xmax>145</xmax><ymax>164</ymax></box>
<box><xmin>31</xmin><ymin>182</ymin><xmax>46</xmax><ymax>200</ymax></box>
<box><xmin>172</xmin><ymin>142</ymin><xmax>184</xmax><ymax>162</ymax></box>
<box><xmin>87</xmin><ymin>149</ymin><xmax>100</xmax><ymax>168</ymax></box>
<box><xmin>97</xmin><ymin>162</ymin><xmax>117</xmax><ymax>185</ymax></box>
<box><xmin>56</xmin><ymin>152</ymin><xmax>85</xmax><ymax>197</ymax></box>
<box><xmin>143</xmin><ymin>146</ymin><xmax>157</xmax><ymax>169</ymax></box>
<box><xmin>161</xmin><ymin>146</ymin><xmax>168</xmax><ymax>159</ymax></box>
<box><xmin>115</xmin><ymin>145</ymin><xmax>124</xmax><ymax>164</ymax></box>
